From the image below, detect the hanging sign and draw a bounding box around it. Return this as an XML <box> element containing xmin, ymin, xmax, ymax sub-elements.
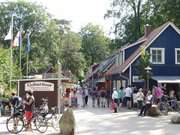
<box><xmin>25</xmin><ymin>81</ymin><xmax>54</xmax><ymax>91</ymax></box>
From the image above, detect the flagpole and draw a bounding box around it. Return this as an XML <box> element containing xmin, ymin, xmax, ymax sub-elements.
<box><xmin>26</xmin><ymin>31</ymin><xmax>31</xmax><ymax>78</ymax></box>
<box><xmin>19</xmin><ymin>26</ymin><xmax>22</xmax><ymax>78</ymax></box>
<box><xmin>26</xmin><ymin>53</ymin><xmax>29</xmax><ymax>77</ymax></box>
<box><xmin>10</xmin><ymin>15</ymin><xmax>14</xmax><ymax>91</ymax></box>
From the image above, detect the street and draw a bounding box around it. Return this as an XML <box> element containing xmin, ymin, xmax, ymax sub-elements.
<box><xmin>0</xmin><ymin>106</ymin><xmax>180</xmax><ymax>135</ymax></box>
<box><xmin>75</xmin><ymin>107</ymin><xmax>180</xmax><ymax>135</ymax></box>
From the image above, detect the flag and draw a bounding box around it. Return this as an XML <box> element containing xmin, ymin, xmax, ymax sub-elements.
<box><xmin>4</xmin><ymin>16</ymin><xmax>13</xmax><ymax>41</ymax></box>
<box><xmin>12</xmin><ymin>31</ymin><xmax>22</xmax><ymax>47</ymax></box>
<box><xmin>26</xmin><ymin>32</ymin><xmax>31</xmax><ymax>53</ymax></box>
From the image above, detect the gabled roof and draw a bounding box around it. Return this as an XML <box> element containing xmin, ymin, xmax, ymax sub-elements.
<box><xmin>86</xmin><ymin>55</ymin><xmax>116</xmax><ymax>80</ymax></box>
<box><xmin>107</xmin><ymin>22</ymin><xmax>180</xmax><ymax>75</ymax></box>
<box><xmin>120</xmin><ymin>37</ymin><xmax>147</xmax><ymax>50</ymax></box>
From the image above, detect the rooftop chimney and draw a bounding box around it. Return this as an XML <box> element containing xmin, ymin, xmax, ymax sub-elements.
<box><xmin>144</xmin><ymin>24</ymin><xmax>153</xmax><ymax>37</ymax></box>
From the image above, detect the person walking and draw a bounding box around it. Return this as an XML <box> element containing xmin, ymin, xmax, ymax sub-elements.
<box><xmin>91</xmin><ymin>88</ymin><xmax>97</xmax><ymax>107</ymax></box>
<box><xmin>136</xmin><ymin>88</ymin><xmax>144</xmax><ymax>109</ymax></box>
<box><xmin>81</xmin><ymin>88</ymin><xmax>86</xmax><ymax>107</ymax></box>
<box><xmin>9</xmin><ymin>92</ymin><xmax>23</xmax><ymax>116</ymax></box>
<box><xmin>124</xmin><ymin>86</ymin><xmax>133</xmax><ymax>109</ymax></box>
<box><xmin>112</xmin><ymin>88</ymin><xmax>118</xmax><ymax>113</ymax></box>
<box><xmin>97</xmin><ymin>90</ymin><xmax>100</xmax><ymax>108</ymax></box>
<box><xmin>84</xmin><ymin>87</ymin><xmax>89</xmax><ymax>106</ymax></box>
<box><xmin>139</xmin><ymin>90</ymin><xmax>153</xmax><ymax>117</ymax></box>
<box><xmin>153</xmin><ymin>85</ymin><xmax>163</xmax><ymax>104</ymax></box>
<box><xmin>106</xmin><ymin>90</ymin><xmax>111</xmax><ymax>108</ymax></box>
<box><xmin>117</xmin><ymin>87</ymin><xmax>125</xmax><ymax>107</ymax></box>
<box><xmin>100</xmin><ymin>88</ymin><xmax>106</xmax><ymax>108</ymax></box>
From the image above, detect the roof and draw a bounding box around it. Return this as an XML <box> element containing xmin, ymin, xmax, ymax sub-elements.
<box><xmin>120</xmin><ymin>37</ymin><xmax>147</xmax><ymax>50</ymax></box>
<box><xmin>86</xmin><ymin>55</ymin><xmax>116</xmax><ymax>80</ymax></box>
<box><xmin>11</xmin><ymin>77</ymin><xmax>71</xmax><ymax>82</ymax></box>
<box><xmin>107</xmin><ymin>22</ymin><xmax>180</xmax><ymax>75</ymax></box>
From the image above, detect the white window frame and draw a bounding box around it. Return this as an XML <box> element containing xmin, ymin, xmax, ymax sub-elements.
<box><xmin>150</xmin><ymin>48</ymin><xmax>165</xmax><ymax>64</ymax></box>
<box><xmin>175</xmin><ymin>48</ymin><xmax>180</xmax><ymax>64</ymax></box>
<box><xmin>132</xmin><ymin>76</ymin><xmax>143</xmax><ymax>82</ymax></box>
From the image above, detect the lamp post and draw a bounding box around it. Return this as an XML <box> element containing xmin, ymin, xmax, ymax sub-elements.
<box><xmin>145</xmin><ymin>66</ymin><xmax>152</xmax><ymax>91</ymax></box>
<box><xmin>57</xmin><ymin>60</ymin><xmax>62</xmax><ymax>114</ymax></box>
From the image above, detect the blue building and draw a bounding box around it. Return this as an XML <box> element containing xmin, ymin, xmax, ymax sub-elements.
<box><xmin>106</xmin><ymin>22</ymin><xmax>180</xmax><ymax>95</ymax></box>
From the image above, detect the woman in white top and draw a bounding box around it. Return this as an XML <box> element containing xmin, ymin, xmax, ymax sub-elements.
<box><xmin>136</xmin><ymin>88</ymin><xmax>144</xmax><ymax>109</ymax></box>
<box><xmin>139</xmin><ymin>90</ymin><xmax>153</xmax><ymax>116</ymax></box>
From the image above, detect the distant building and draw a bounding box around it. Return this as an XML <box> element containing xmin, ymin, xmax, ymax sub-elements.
<box><xmin>86</xmin><ymin>22</ymin><xmax>180</xmax><ymax>97</ymax></box>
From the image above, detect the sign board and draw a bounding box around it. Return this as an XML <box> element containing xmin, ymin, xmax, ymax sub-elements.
<box><xmin>25</xmin><ymin>81</ymin><xmax>54</xmax><ymax>91</ymax></box>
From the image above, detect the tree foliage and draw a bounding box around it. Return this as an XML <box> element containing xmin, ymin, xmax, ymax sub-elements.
<box><xmin>80</xmin><ymin>23</ymin><xmax>110</xmax><ymax>67</ymax></box>
<box><xmin>106</xmin><ymin>0</ymin><xmax>180</xmax><ymax>51</ymax></box>
<box><xmin>0</xmin><ymin>0</ymin><xmax>88</xmax><ymax>92</ymax></box>
<box><xmin>138</xmin><ymin>48</ymin><xmax>151</xmax><ymax>80</ymax></box>
<box><xmin>0</xmin><ymin>48</ymin><xmax>20</xmax><ymax>92</ymax></box>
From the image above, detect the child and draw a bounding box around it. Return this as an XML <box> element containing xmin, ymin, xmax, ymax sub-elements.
<box><xmin>111</xmin><ymin>100</ymin><xmax>117</xmax><ymax>113</ymax></box>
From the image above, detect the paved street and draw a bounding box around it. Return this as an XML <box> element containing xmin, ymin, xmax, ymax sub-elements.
<box><xmin>0</xmin><ymin>95</ymin><xmax>179</xmax><ymax>135</ymax></box>
<box><xmin>74</xmin><ymin>107</ymin><xmax>180</xmax><ymax>135</ymax></box>
<box><xmin>1</xmin><ymin>106</ymin><xmax>180</xmax><ymax>135</ymax></box>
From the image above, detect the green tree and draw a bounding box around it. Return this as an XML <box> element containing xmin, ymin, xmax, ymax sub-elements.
<box><xmin>60</xmin><ymin>31</ymin><xmax>85</xmax><ymax>79</ymax></box>
<box><xmin>143</xmin><ymin>0</ymin><xmax>180</xmax><ymax>28</ymax></box>
<box><xmin>0</xmin><ymin>0</ymin><xmax>52</xmax><ymax>75</ymax></box>
<box><xmin>80</xmin><ymin>23</ymin><xmax>110</xmax><ymax>67</ymax></box>
<box><xmin>105</xmin><ymin>0</ymin><xmax>145</xmax><ymax>41</ymax></box>
<box><xmin>0</xmin><ymin>48</ymin><xmax>20</xmax><ymax>92</ymax></box>
<box><xmin>138</xmin><ymin>48</ymin><xmax>151</xmax><ymax>81</ymax></box>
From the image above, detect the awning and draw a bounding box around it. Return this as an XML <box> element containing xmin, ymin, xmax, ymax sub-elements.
<box><xmin>152</xmin><ymin>76</ymin><xmax>180</xmax><ymax>83</ymax></box>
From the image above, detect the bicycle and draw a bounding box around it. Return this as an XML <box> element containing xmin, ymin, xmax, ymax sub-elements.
<box><xmin>6</xmin><ymin>108</ymin><xmax>48</xmax><ymax>134</ymax></box>
<box><xmin>41</xmin><ymin>107</ymin><xmax>61</xmax><ymax>131</ymax></box>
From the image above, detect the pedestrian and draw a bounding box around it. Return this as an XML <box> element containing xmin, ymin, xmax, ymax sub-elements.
<box><xmin>112</xmin><ymin>88</ymin><xmax>118</xmax><ymax>113</ymax></box>
<box><xmin>124</xmin><ymin>86</ymin><xmax>133</xmax><ymax>109</ymax></box>
<box><xmin>91</xmin><ymin>88</ymin><xmax>97</xmax><ymax>107</ymax></box>
<box><xmin>117</xmin><ymin>87</ymin><xmax>125</xmax><ymax>107</ymax></box>
<box><xmin>9</xmin><ymin>92</ymin><xmax>23</xmax><ymax>116</ymax></box>
<box><xmin>153</xmin><ymin>85</ymin><xmax>163</xmax><ymax>104</ymax></box>
<box><xmin>139</xmin><ymin>90</ymin><xmax>153</xmax><ymax>117</ymax></box>
<box><xmin>81</xmin><ymin>88</ymin><xmax>86</xmax><ymax>107</ymax></box>
<box><xmin>69</xmin><ymin>89</ymin><xmax>74</xmax><ymax>107</ymax></box>
<box><xmin>97</xmin><ymin>90</ymin><xmax>100</xmax><ymax>108</ymax></box>
<box><xmin>100</xmin><ymin>87</ymin><xmax>106</xmax><ymax>108</ymax></box>
<box><xmin>84</xmin><ymin>87</ymin><xmax>89</xmax><ymax>106</ymax></box>
<box><xmin>136</xmin><ymin>88</ymin><xmax>144</xmax><ymax>109</ymax></box>
<box><xmin>23</xmin><ymin>91</ymin><xmax>35</xmax><ymax>131</ymax></box>
<box><xmin>106</xmin><ymin>90</ymin><xmax>111</xmax><ymax>108</ymax></box>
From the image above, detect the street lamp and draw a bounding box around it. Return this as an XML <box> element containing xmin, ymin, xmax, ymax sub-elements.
<box><xmin>57</xmin><ymin>60</ymin><xmax>62</xmax><ymax>114</ymax></box>
<box><xmin>145</xmin><ymin>66</ymin><xmax>152</xmax><ymax>91</ymax></box>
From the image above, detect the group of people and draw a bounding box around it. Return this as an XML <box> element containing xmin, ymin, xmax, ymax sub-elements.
<box><xmin>63</xmin><ymin>84</ymin><xmax>178</xmax><ymax>117</ymax></box>
<box><xmin>63</xmin><ymin>88</ymin><xmax>78</xmax><ymax>108</ymax></box>
<box><xmin>10</xmin><ymin>90</ymin><xmax>35</xmax><ymax>131</ymax></box>
<box><xmin>111</xmin><ymin>86</ymin><xmax>133</xmax><ymax>113</ymax></box>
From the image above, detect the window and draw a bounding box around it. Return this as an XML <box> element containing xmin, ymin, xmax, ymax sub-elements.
<box><xmin>175</xmin><ymin>48</ymin><xmax>180</xmax><ymax>64</ymax></box>
<box><xmin>132</xmin><ymin>76</ymin><xmax>143</xmax><ymax>82</ymax></box>
<box><xmin>150</xmin><ymin>48</ymin><xmax>165</xmax><ymax>64</ymax></box>
<box><xmin>116</xmin><ymin>52</ymin><xmax>124</xmax><ymax>65</ymax></box>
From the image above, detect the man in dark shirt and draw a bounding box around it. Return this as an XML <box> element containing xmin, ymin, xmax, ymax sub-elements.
<box><xmin>10</xmin><ymin>92</ymin><xmax>22</xmax><ymax>116</ymax></box>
